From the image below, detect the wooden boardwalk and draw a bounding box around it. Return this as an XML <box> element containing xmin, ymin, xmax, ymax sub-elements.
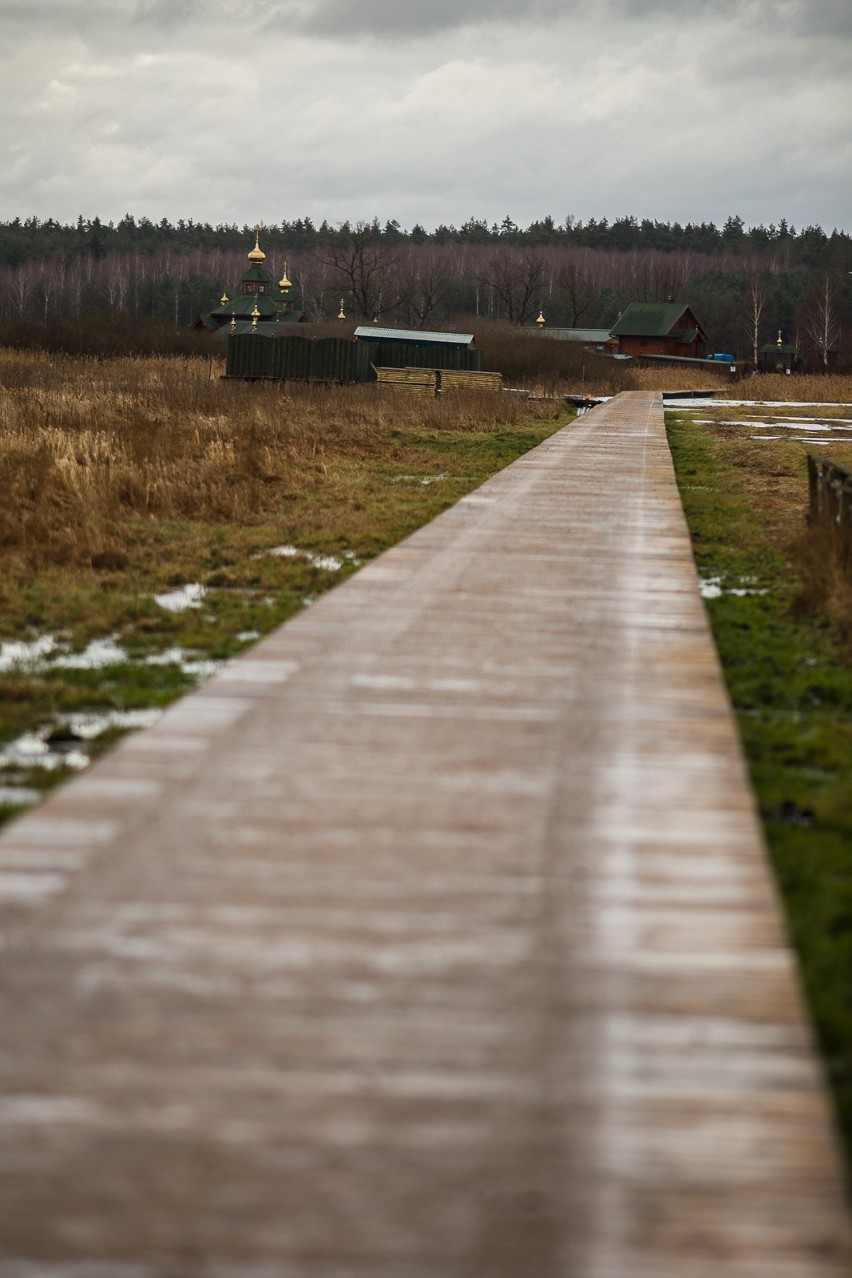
<box><xmin>0</xmin><ymin>391</ymin><xmax>849</xmax><ymax>1276</ymax></box>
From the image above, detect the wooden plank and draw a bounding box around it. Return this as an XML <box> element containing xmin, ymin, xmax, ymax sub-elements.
<box><xmin>374</xmin><ymin>366</ymin><xmax>437</xmax><ymax>387</ymax></box>
<box><xmin>0</xmin><ymin>391</ymin><xmax>848</xmax><ymax>1275</ymax></box>
<box><xmin>439</xmin><ymin>369</ymin><xmax>503</xmax><ymax>393</ymax></box>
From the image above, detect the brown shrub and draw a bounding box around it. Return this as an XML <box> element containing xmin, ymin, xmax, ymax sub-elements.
<box><xmin>789</xmin><ymin>520</ymin><xmax>852</xmax><ymax>642</ymax></box>
<box><xmin>470</xmin><ymin>320</ymin><xmax>632</xmax><ymax>396</ymax></box>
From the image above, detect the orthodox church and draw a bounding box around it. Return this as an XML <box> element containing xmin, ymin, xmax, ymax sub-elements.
<box><xmin>194</xmin><ymin>228</ymin><xmax>305</xmax><ymax>333</ymax></box>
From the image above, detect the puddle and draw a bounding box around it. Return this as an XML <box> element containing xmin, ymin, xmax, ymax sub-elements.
<box><xmin>154</xmin><ymin>583</ymin><xmax>207</xmax><ymax>612</ymax></box>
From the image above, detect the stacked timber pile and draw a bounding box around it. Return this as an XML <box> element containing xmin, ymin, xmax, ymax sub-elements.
<box><xmin>374</xmin><ymin>367</ymin><xmax>503</xmax><ymax>396</ymax></box>
<box><xmin>440</xmin><ymin>369</ymin><xmax>503</xmax><ymax>394</ymax></box>
<box><xmin>374</xmin><ymin>367</ymin><xmax>438</xmax><ymax>396</ymax></box>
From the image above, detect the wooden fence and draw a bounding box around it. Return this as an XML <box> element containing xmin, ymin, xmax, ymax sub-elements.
<box><xmin>807</xmin><ymin>454</ymin><xmax>852</xmax><ymax>556</ymax></box>
<box><xmin>374</xmin><ymin>367</ymin><xmax>503</xmax><ymax>397</ymax></box>
<box><xmin>225</xmin><ymin>334</ymin><xmax>483</xmax><ymax>383</ymax></box>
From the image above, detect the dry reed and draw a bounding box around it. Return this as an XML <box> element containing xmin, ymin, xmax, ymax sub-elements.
<box><xmin>731</xmin><ymin>373</ymin><xmax>852</xmax><ymax>403</ymax></box>
<box><xmin>0</xmin><ymin>349</ymin><xmax>560</xmax><ymax>576</ymax></box>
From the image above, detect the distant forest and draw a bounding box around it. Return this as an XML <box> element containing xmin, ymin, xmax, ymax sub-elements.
<box><xmin>1</xmin><ymin>213</ymin><xmax>850</xmax><ymax>363</ymax></box>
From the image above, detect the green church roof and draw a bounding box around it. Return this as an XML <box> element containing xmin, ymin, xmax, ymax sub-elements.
<box><xmin>241</xmin><ymin>265</ymin><xmax>275</xmax><ymax>284</ymax></box>
<box><xmin>209</xmin><ymin>294</ymin><xmax>278</xmax><ymax>318</ymax></box>
<box><xmin>610</xmin><ymin>302</ymin><xmax>697</xmax><ymax>338</ymax></box>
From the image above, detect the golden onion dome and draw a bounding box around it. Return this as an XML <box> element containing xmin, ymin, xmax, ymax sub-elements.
<box><xmin>220</xmin><ymin>291</ymin><xmax>229</xmax><ymax>307</ymax></box>
<box><xmin>248</xmin><ymin>226</ymin><xmax>266</xmax><ymax>264</ymax></box>
<box><xmin>536</xmin><ymin>309</ymin><xmax>545</xmax><ymax>327</ymax></box>
<box><xmin>278</xmin><ymin>259</ymin><xmax>292</xmax><ymax>291</ymax></box>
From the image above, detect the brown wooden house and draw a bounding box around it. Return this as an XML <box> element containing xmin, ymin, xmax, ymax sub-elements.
<box><xmin>610</xmin><ymin>302</ymin><xmax>708</xmax><ymax>359</ymax></box>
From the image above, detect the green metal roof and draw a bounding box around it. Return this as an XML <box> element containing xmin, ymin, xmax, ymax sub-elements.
<box><xmin>535</xmin><ymin>327</ymin><xmax>612</xmax><ymax>343</ymax></box>
<box><xmin>610</xmin><ymin>303</ymin><xmax>696</xmax><ymax>338</ymax></box>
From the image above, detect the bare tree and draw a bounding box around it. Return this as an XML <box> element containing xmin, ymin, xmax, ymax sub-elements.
<box><xmin>7</xmin><ymin>261</ymin><xmax>37</xmax><ymax>318</ymax></box>
<box><xmin>744</xmin><ymin>273</ymin><xmax>769</xmax><ymax>367</ymax></box>
<box><xmin>396</xmin><ymin>247</ymin><xmax>453</xmax><ymax>327</ymax></box>
<box><xmin>486</xmin><ymin>249</ymin><xmax>545</xmax><ymax>324</ymax></box>
<box><xmin>555</xmin><ymin>259</ymin><xmax>597</xmax><ymax>326</ymax></box>
<box><xmin>317</xmin><ymin>223</ymin><xmax>398</xmax><ymax>320</ymax></box>
<box><xmin>806</xmin><ymin>272</ymin><xmax>842</xmax><ymax>370</ymax></box>
<box><xmin>36</xmin><ymin>259</ymin><xmax>65</xmax><ymax>320</ymax></box>
<box><xmin>101</xmin><ymin>254</ymin><xmax>130</xmax><ymax>311</ymax></box>
<box><xmin>295</xmin><ymin>252</ymin><xmax>339</xmax><ymax>320</ymax></box>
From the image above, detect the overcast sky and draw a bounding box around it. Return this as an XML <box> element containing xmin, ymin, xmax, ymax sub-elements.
<box><xmin>1</xmin><ymin>0</ymin><xmax>850</xmax><ymax>233</ymax></box>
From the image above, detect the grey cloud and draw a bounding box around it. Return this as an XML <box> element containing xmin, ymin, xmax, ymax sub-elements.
<box><xmin>790</xmin><ymin>0</ymin><xmax>852</xmax><ymax>37</ymax></box>
<box><xmin>132</xmin><ymin>0</ymin><xmax>206</xmax><ymax>27</ymax></box>
<box><xmin>265</xmin><ymin>0</ymin><xmax>568</xmax><ymax>40</ymax></box>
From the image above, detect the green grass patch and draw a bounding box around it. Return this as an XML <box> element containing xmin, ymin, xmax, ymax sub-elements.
<box><xmin>668</xmin><ymin>414</ymin><xmax>852</xmax><ymax>1169</ymax></box>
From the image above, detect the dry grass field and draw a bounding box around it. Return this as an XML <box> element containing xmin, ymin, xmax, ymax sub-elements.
<box><xmin>0</xmin><ymin>348</ymin><xmax>571</xmax><ymax>584</ymax></box>
<box><xmin>0</xmin><ymin>348</ymin><xmax>569</xmax><ymax>817</ymax></box>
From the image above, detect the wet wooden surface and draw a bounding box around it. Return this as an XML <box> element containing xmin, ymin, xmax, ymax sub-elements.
<box><xmin>0</xmin><ymin>391</ymin><xmax>849</xmax><ymax>1276</ymax></box>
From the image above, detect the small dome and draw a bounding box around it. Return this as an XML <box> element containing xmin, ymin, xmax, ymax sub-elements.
<box><xmin>278</xmin><ymin>259</ymin><xmax>292</xmax><ymax>291</ymax></box>
<box><xmin>248</xmin><ymin>227</ymin><xmax>266</xmax><ymax>264</ymax></box>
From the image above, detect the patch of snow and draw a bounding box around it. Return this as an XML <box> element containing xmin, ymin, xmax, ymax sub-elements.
<box><xmin>0</xmin><ymin>733</ymin><xmax>90</xmax><ymax>772</ymax></box>
<box><xmin>53</xmin><ymin>636</ymin><xmax>128</xmax><ymax>669</ymax></box>
<box><xmin>0</xmin><ymin>635</ymin><xmax>58</xmax><ymax>672</ymax></box>
<box><xmin>154</xmin><ymin>583</ymin><xmax>207</xmax><ymax>612</ymax></box>
<box><xmin>0</xmin><ymin>785</ymin><xmax>41</xmax><ymax>806</ymax></box>
<box><xmin>761</xmin><ymin>415</ymin><xmax>852</xmax><ymax>425</ymax></box>
<box><xmin>144</xmin><ymin>647</ymin><xmax>223</xmax><ymax>679</ymax></box>
<box><xmin>0</xmin><ymin>631</ymin><xmax>226</xmax><ymax>682</ymax></box>
<box><xmin>64</xmin><ymin>709</ymin><xmax>162</xmax><ymax>738</ymax></box>
<box><xmin>677</xmin><ymin>398</ymin><xmax>852</xmax><ymax>411</ymax></box>
<box><xmin>236</xmin><ymin>630</ymin><xmax>261</xmax><ymax>642</ymax></box>
<box><xmin>392</xmin><ymin>473</ymin><xmax>448</xmax><ymax>486</ymax></box>
<box><xmin>699</xmin><ymin>575</ymin><xmax>769</xmax><ymax>600</ymax></box>
<box><xmin>262</xmin><ymin>545</ymin><xmax>344</xmax><ymax>572</ymax></box>
<box><xmin>0</xmin><ymin>709</ymin><xmax>163</xmax><ymax>785</ymax></box>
